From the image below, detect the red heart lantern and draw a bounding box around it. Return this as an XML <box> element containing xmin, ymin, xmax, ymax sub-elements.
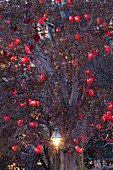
<box><xmin>84</xmin><ymin>14</ymin><xmax>89</xmax><ymax>20</ymax></box>
<box><xmin>12</xmin><ymin>90</ymin><xmax>17</xmax><ymax>95</ymax></box>
<box><xmin>106</xmin><ymin>46</ymin><xmax>109</xmax><ymax>53</ymax></box>
<box><xmin>3</xmin><ymin>50</ymin><xmax>7</xmax><ymax>56</ymax></box>
<box><xmin>21</xmin><ymin>56</ymin><xmax>30</xmax><ymax>64</ymax></box>
<box><xmin>21</xmin><ymin>81</ymin><xmax>24</xmax><ymax>87</ymax></box>
<box><xmin>56</xmin><ymin>28</ymin><xmax>60</xmax><ymax>32</ymax></box>
<box><xmin>67</xmin><ymin>2</ymin><xmax>71</xmax><ymax>6</ymax></box>
<box><xmin>84</xmin><ymin>69</ymin><xmax>91</xmax><ymax>76</ymax></box>
<box><xmin>39</xmin><ymin>74</ymin><xmax>45</xmax><ymax>81</ymax></box>
<box><xmin>3</xmin><ymin>116</ymin><xmax>10</xmax><ymax>122</ymax></box>
<box><xmin>79</xmin><ymin>113</ymin><xmax>82</xmax><ymax>120</ymax></box>
<box><xmin>75</xmin><ymin>145</ymin><xmax>80</xmax><ymax>152</ymax></box>
<box><xmin>74</xmin><ymin>139</ymin><xmax>78</xmax><ymax>144</ymax></box>
<box><xmin>103</xmin><ymin>22</ymin><xmax>106</xmax><ymax>27</ymax></box>
<box><xmin>88</xmin><ymin>52</ymin><xmax>92</xmax><ymax>59</ymax></box>
<box><xmin>11</xmin><ymin>25</ymin><xmax>18</xmax><ymax>31</ymax></box>
<box><xmin>29</xmin><ymin>122</ymin><xmax>36</xmax><ymax>128</ymax></box>
<box><xmin>20</xmin><ymin>102</ymin><xmax>26</xmax><ymax>108</ymax></box>
<box><xmin>14</xmin><ymin>38</ymin><xmax>20</xmax><ymax>45</ymax></box>
<box><xmin>97</xmin><ymin>123</ymin><xmax>101</xmax><ymax>130</ymax></box>
<box><xmin>44</xmin><ymin>13</ymin><xmax>48</xmax><ymax>20</ymax></box>
<box><xmin>27</xmin><ymin>64</ymin><xmax>30</xmax><ymax>70</ymax></box>
<box><xmin>11</xmin><ymin>56</ymin><xmax>15</xmax><ymax>62</ymax></box>
<box><xmin>29</xmin><ymin>99</ymin><xmax>37</xmax><ymax>106</ymax></box>
<box><xmin>8</xmin><ymin>42</ymin><xmax>13</xmax><ymax>48</ymax></box>
<box><xmin>33</xmin><ymin>34</ymin><xmax>40</xmax><ymax>41</ymax></box>
<box><xmin>39</xmin><ymin>17</ymin><xmax>44</xmax><ymax>24</ymax></box>
<box><xmin>17</xmin><ymin>119</ymin><xmax>23</xmax><ymax>125</ymax></box>
<box><xmin>34</xmin><ymin>147</ymin><xmax>40</xmax><ymax>153</ymax></box>
<box><xmin>12</xmin><ymin>145</ymin><xmax>17</xmax><ymax>152</ymax></box>
<box><xmin>86</xmin><ymin>77</ymin><xmax>94</xmax><ymax>85</ymax></box>
<box><xmin>69</xmin><ymin>16</ymin><xmax>73</xmax><ymax>21</ymax></box>
<box><xmin>71</xmin><ymin>59</ymin><xmax>77</xmax><ymax>66</ymax></box>
<box><xmin>107</xmin><ymin>30</ymin><xmax>111</xmax><ymax>35</ymax></box>
<box><xmin>97</xmin><ymin>18</ymin><xmax>101</xmax><ymax>24</ymax></box>
<box><xmin>24</xmin><ymin>18</ymin><xmax>30</xmax><ymax>24</ymax></box>
<box><xmin>83</xmin><ymin>139</ymin><xmax>85</xmax><ymax>143</ymax></box>
<box><xmin>21</xmin><ymin>57</ymin><xmax>26</xmax><ymax>64</ymax></box>
<box><xmin>74</xmin><ymin>16</ymin><xmax>81</xmax><ymax>22</ymax></box>
<box><xmin>75</xmin><ymin>33</ymin><xmax>80</xmax><ymax>40</ymax></box>
<box><xmin>107</xmin><ymin>102</ymin><xmax>112</xmax><ymax>110</ymax></box>
<box><xmin>34</xmin><ymin>144</ymin><xmax>42</xmax><ymax>153</ymax></box>
<box><xmin>88</xmin><ymin>89</ymin><xmax>94</xmax><ymax>96</ymax></box>
<box><xmin>25</xmin><ymin>44</ymin><xmax>30</xmax><ymax>53</ymax></box>
<box><xmin>79</xmin><ymin>148</ymin><xmax>84</xmax><ymax>154</ymax></box>
<box><xmin>56</xmin><ymin>66</ymin><xmax>58</xmax><ymax>70</ymax></box>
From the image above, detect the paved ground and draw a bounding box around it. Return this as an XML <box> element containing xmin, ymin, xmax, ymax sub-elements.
<box><xmin>89</xmin><ymin>166</ymin><xmax>113</xmax><ymax>170</ymax></box>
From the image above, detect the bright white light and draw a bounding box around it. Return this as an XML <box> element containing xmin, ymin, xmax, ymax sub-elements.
<box><xmin>52</xmin><ymin>138</ymin><xmax>61</xmax><ymax>148</ymax></box>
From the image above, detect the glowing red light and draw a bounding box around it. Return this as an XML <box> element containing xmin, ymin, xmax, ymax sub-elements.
<box><xmin>97</xmin><ymin>123</ymin><xmax>101</xmax><ymax>130</ymax></box>
<box><xmin>97</xmin><ymin>18</ymin><xmax>101</xmax><ymax>24</ymax></box>
<box><xmin>34</xmin><ymin>144</ymin><xmax>42</xmax><ymax>153</ymax></box>
<box><xmin>106</xmin><ymin>46</ymin><xmax>109</xmax><ymax>53</ymax></box>
<box><xmin>103</xmin><ymin>22</ymin><xmax>106</xmax><ymax>27</ymax></box>
<box><xmin>12</xmin><ymin>145</ymin><xmax>17</xmax><ymax>152</ymax></box>
<box><xmin>74</xmin><ymin>139</ymin><xmax>78</xmax><ymax>144</ymax></box>
<box><xmin>3</xmin><ymin>116</ymin><xmax>10</xmax><ymax>122</ymax></box>
<box><xmin>74</xmin><ymin>16</ymin><xmax>81</xmax><ymax>22</ymax></box>
<box><xmin>17</xmin><ymin>119</ymin><xmax>23</xmax><ymax>125</ymax></box>
<box><xmin>84</xmin><ymin>14</ymin><xmax>89</xmax><ymax>20</ymax></box>
<box><xmin>29</xmin><ymin>122</ymin><xmax>36</xmax><ymax>128</ymax></box>
<box><xmin>39</xmin><ymin>17</ymin><xmax>44</xmax><ymax>24</ymax></box>
<box><xmin>12</xmin><ymin>90</ymin><xmax>17</xmax><ymax>95</ymax></box>
<box><xmin>88</xmin><ymin>89</ymin><xmax>94</xmax><ymax>96</ymax></box>
<box><xmin>69</xmin><ymin>16</ymin><xmax>73</xmax><ymax>21</ymax></box>
<box><xmin>75</xmin><ymin>33</ymin><xmax>80</xmax><ymax>40</ymax></box>
<box><xmin>25</xmin><ymin>44</ymin><xmax>30</xmax><ymax>53</ymax></box>
<box><xmin>11</xmin><ymin>56</ymin><xmax>15</xmax><ymax>62</ymax></box>
<box><xmin>14</xmin><ymin>38</ymin><xmax>20</xmax><ymax>45</ymax></box>
<box><xmin>29</xmin><ymin>99</ymin><xmax>37</xmax><ymax>106</ymax></box>
<box><xmin>27</xmin><ymin>64</ymin><xmax>30</xmax><ymax>70</ymax></box>
<box><xmin>8</xmin><ymin>42</ymin><xmax>13</xmax><ymax>48</ymax></box>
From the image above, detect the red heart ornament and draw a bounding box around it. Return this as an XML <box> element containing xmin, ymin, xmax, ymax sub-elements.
<box><xmin>29</xmin><ymin>122</ymin><xmax>36</xmax><ymax>128</ymax></box>
<box><xmin>69</xmin><ymin>16</ymin><xmax>73</xmax><ymax>21</ymax></box>
<box><xmin>12</xmin><ymin>145</ymin><xmax>17</xmax><ymax>152</ymax></box>
<box><xmin>33</xmin><ymin>34</ymin><xmax>40</xmax><ymax>41</ymax></box>
<box><xmin>74</xmin><ymin>16</ymin><xmax>81</xmax><ymax>22</ymax></box>
<box><xmin>24</xmin><ymin>18</ymin><xmax>30</xmax><ymax>24</ymax></box>
<box><xmin>14</xmin><ymin>38</ymin><xmax>20</xmax><ymax>45</ymax></box>
<box><xmin>8</xmin><ymin>42</ymin><xmax>13</xmax><ymax>48</ymax></box>
<box><xmin>84</xmin><ymin>14</ymin><xmax>89</xmax><ymax>20</ymax></box>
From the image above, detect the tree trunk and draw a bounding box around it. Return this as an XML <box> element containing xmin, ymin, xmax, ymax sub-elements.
<box><xmin>60</xmin><ymin>147</ymin><xmax>77</xmax><ymax>170</ymax></box>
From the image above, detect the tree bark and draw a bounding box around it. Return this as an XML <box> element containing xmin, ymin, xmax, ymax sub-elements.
<box><xmin>60</xmin><ymin>144</ymin><xmax>77</xmax><ymax>170</ymax></box>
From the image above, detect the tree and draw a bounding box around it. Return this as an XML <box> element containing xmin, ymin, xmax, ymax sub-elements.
<box><xmin>0</xmin><ymin>0</ymin><xmax>113</xmax><ymax>170</ymax></box>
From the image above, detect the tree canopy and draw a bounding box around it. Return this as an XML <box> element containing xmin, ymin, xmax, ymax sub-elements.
<box><xmin>0</xmin><ymin>0</ymin><xmax>113</xmax><ymax>169</ymax></box>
